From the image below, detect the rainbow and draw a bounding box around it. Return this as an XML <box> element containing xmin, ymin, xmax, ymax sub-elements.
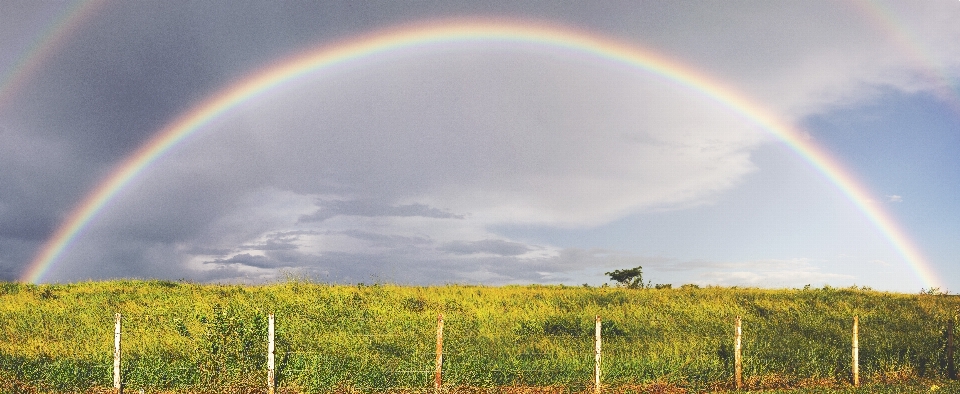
<box><xmin>21</xmin><ymin>20</ymin><xmax>942</xmax><ymax>287</ymax></box>
<box><xmin>851</xmin><ymin>0</ymin><xmax>960</xmax><ymax>115</ymax></box>
<box><xmin>0</xmin><ymin>0</ymin><xmax>104</xmax><ymax>110</ymax></box>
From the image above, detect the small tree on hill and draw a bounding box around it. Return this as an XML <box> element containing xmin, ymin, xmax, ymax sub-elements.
<box><xmin>605</xmin><ymin>266</ymin><xmax>644</xmax><ymax>289</ymax></box>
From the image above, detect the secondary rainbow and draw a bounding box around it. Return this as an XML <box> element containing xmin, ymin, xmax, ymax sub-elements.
<box><xmin>851</xmin><ymin>0</ymin><xmax>960</xmax><ymax>115</ymax></box>
<box><xmin>22</xmin><ymin>20</ymin><xmax>941</xmax><ymax>287</ymax></box>
<box><xmin>0</xmin><ymin>0</ymin><xmax>104</xmax><ymax>110</ymax></box>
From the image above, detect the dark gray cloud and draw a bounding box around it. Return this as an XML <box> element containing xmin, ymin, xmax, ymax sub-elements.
<box><xmin>195</xmin><ymin>247</ymin><xmax>636</xmax><ymax>286</ymax></box>
<box><xmin>438</xmin><ymin>239</ymin><xmax>533</xmax><ymax>256</ymax></box>
<box><xmin>208</xmin><ymin>253</ymin><xmax>292</xmax><ymax>270</ymax></box>
<box><xmin>0</xmin><ymin>239</ymin><xmax>37</xmax><ymax>281</ymax></box>
<box><xmin>238</xmin><ymin>231</ymin><xmax>317</xmax><ymax>251</ymax></box>
<box><xmin>239</xmin><ymin>240</ymin><xmax>299</xmax><ymax>251</ymax></box>
<box><xmin>299</xmin><ymin>200</ymin><xmax>464</xmax><ymax>223</ymax></box>
<box><xmin>338</xmin><ymin>230</ymin><xmax>433</xmax><ymax>248</ymax></box>
<box><xmin>182</xmin><ymin>246</ymin><xmax>235</xmax><ymax>256</ymax></box>
<box><xmin>0</xmin><ymin>210</ymin><xmax>55</xmax><ymax>242</ymax></box>
<box><xmin>182</xmin><ymin>239</ymin><xmax>679</xmax><ymax>286</ymax></box>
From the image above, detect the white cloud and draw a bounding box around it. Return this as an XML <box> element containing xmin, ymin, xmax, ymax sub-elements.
<box><xmin>869</xmin><ymin>259</ymin><xmax>892</xmax><ymax>267</ymax></box>
<box><xmin>887</xmin><ymin>195</ymin><xmax>902</xmax><ymax>203</ymax></box>
<box><xmin>676</xmin><ymin>258</ymin><xmax>856</xmax><ymax>288</ymax></box>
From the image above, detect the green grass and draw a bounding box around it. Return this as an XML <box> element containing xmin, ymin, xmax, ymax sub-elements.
<box><xmin>0</xmin><ymin>281</ymin><xmax>957</xmax><ymax>393</ymax></box>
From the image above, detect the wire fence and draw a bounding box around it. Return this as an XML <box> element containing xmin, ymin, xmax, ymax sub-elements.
<box><xmin>3</xmin><ymin>306</ymin><xmax>958</xmax><ymax>393</ymax></box>
<box><xmin>54</xmin><ymin>310</ymin><xmax>954</xmax><ymax>393</ymax></box>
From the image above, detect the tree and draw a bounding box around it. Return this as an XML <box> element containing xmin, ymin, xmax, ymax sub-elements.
<box><xmin>605</xmin><ymin>266</ymin><xmax>644</xmax><ymax>289</ymax></box>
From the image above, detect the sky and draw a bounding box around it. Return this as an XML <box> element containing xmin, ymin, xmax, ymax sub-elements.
<box><xmin>1</xmin><ymin>1</ymin><xmax>958</xmax><ymax>292</ymax></box>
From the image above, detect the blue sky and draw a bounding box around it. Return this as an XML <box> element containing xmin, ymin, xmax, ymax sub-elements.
<box><xmin>804</xmin><ymin>89</ymin><xmax>960</xmax><ymax>289</ymax></box>
<box><xmin>0</xmin><ymin>1</ymin><xmax>958</xmax><ymax>292</ymax></box>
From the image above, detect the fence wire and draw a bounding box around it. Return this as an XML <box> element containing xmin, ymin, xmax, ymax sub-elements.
<box><xmin>4</xmin><ymin>308</ymin><xmax>958</xmax><ymax>392</ymax></box>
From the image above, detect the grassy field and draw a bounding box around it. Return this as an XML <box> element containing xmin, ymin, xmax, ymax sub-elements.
<box><xmin>0</xmin><ymin>280</ymin><xmax>957</xmax><ymax>393</ymax></box>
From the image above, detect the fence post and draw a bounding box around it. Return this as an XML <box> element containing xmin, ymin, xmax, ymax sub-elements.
<box><xmin>594</xmin><ymin>315</ymin><xmax>602</xmax><ymax>394</ymax></box>
<box><xmin>734</xmin><ymin>316</ymin><xmax>742</xmax><ymax>391</ymax></box>
<box><xmin>852</xmin><ymin>315</ymin><xmax>859</xmax><ymax>387</ymax></box>
<box><xmin>114</xmin><ymin>313</ymin><xmax>122</xmax><ymax>394</ymax></box>
<box><xmin>435</xmin><ymin>313</ymin><xmax>444</xmax><ymax>392</ymax></box>
<box><xmin>268</xmin><ymin>313</ymin><xmax>275</xmax><ymax>394</ymax></box>
<box><xmin>949</xmin><ymin>315</ymin><xmax>956</xmax><ymax>380</ymax></box>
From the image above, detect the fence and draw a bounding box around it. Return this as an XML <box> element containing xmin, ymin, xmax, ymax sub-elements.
<box><xmin>100</xmin><ymin>311</ymin><xmax>957</xmax><ymax>393</ymax></box>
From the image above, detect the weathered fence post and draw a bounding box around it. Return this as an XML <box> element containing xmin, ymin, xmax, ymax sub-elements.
<box><xmin>734</xmin><ymin>316</ymin><xmax>742</xmax><ymax>390</ymax></box>
<box><xmin>852</xmin><ymin>315</ymin><xmax>859</xmax><ymax>387</ymax></box>
<box><xmin>114</xmin><ymin>313</ymin><xmax>122</xmax><ymax>394</ymax></box>
<box><xmin>268</xmin><ymin>313</ymin><xmax>275</xmax><ymax>394</ymax></box>
<box><xmin>435</xmin><ymin>313</ymin><xmax>444</xmax><ymax>392</ymax></box>
<box><xmin>594</xmin><ymin>315</ymin><xmax>602</xmax><ymax>394</ymax></box>
<box><xmin>949</xmin><ymin>315</ymin><xmax>956</xmax><ymax>380</ymax></box>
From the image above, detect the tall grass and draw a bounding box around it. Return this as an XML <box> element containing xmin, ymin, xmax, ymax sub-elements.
<box><xmin>0</xmin><ymin>280</ymin><xmax>957</xmax><ymax>393</ymax></box>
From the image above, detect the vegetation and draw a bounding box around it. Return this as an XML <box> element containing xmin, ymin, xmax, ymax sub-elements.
<box><xmin>0</xmin><ymin>280</ymin><xmax>958</xmax><ymax>393</ymax></box>
<box><xmin>604</xmin><ymin>266</ymin><xmax>645</xmax><ymax>289</ymax></box>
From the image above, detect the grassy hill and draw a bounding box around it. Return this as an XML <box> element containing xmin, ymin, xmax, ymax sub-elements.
<box><xmin>0</xmin><ymin>280</ymin><xmax>958</xmax><ymax>393</ymax></box>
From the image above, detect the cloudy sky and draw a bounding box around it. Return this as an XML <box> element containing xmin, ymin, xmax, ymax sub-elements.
<box><xmin>1</xmin><ymin>1</ymin><xmax>958</xmax><ymax>292</ymax></box>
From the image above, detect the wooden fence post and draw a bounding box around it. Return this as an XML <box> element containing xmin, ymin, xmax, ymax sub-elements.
<box><xmin>435</xmin><ymin>313</ymin><xmax>444</xmax><ymax>392</ymax></box>
<box><xmin>268</xmin><ymin>313</ymin><xmax>275</xmax><ymax>394</ymax></box>
<box><xmin>114</xmin><ymin>313</ymin><xmax>122</xmax><ymax>394</ymax></box>
<box><xmin>852</xmin><ymin>315</ymin><xmax>859</xmax><ymax>387</ymax></box>
<box><xmin>734</xmin><ymin>316</ymin><xmax>742</xmax><ymax>391</ymax></box>
<box><xmin>594</xmin><ymin>315</ymin><xmax>602</xmax><ymax>394</ymax></box>
<box><xmin>948</xmin><ymin>315</ymin><xmax>956</xmax><ymax>380</ymax></box>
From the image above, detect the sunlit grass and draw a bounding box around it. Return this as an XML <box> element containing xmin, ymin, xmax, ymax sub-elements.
<box><xmin>0</xmin><ymin>280</ymin><xmax>957</xmax><ymax>393</ymax></box>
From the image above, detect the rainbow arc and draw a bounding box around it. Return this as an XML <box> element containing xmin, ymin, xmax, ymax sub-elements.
<box><xmin>21</xmin><ymin>20</ymin><xmax>941</xmax><ymax>287</ymax></box>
